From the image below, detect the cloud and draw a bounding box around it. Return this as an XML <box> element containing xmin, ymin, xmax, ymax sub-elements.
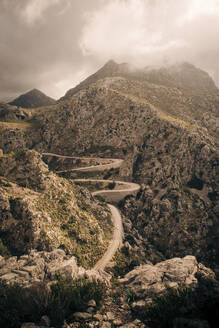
<box><xmin>0</xmin><ymin>0</ymin><xmax>101</xmax><ymax>101</ymax></box>
<box><xmin>79</xmin><ymin>0</ymin><xmax>219</xmax><ymax>84</ymax></box>
<box><xmin>0</xmin><ymin>0</ymin><xmax>219</xmax><ymax>102</ymax></box>
<box><xmin>1</xmin><ymin>0</ymin><xmax>69</xmax><ymax>25</ymax></box>
<box><xmin>22</xmin><ymin>0</ymin><xmax>60</xmax><ymax>24</ymax></box>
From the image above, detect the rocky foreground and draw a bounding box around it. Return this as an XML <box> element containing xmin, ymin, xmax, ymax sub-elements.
<box><xmin>1</xmin><ymin>253</ymin><xmax>217</xmax><ymax>328</ymax></box>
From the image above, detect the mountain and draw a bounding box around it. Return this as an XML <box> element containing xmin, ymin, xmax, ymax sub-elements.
<box><xmin>1</xmin><ymin>69</ymin><xmax>218</xmax><ymax>269</ymax></box>
<box><xmin>60</xmin><ymin>60</ymin><xmax>218</xmax><ymax>101</ymax></box>
<box><xmin>9</xmin><ymin>88</ymin><xmax>56</xmax><ymax>108</ymax></box>
<box><xmin>0</xmin><ymin>60</ymin><xmax>219</xmax><ymax>327</ymax></box>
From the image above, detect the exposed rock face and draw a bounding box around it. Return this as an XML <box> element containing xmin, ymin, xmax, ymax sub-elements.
<box><xmin>0</xmin><ymin>150</ymin><xmax>112</xmax><ymax>267</ymax></box>
<box><xmin>9</xmin><ymin>88</ymin><xmax>56</xmax><ymax>108</ymax></box>
<box><xmin>0</xmin><ymin>249</ymin><xmax>78</xmax><ymax>286</ymax></box>
<box><xmin>0</xmin><ymin>249</ymin><xmax>108</xmax><ymax>287</ymax></box>
<box><xmin>0</xmin><ymin>149</ymin><xmax>50</xmax><ymax>191</ymax></box>
<box><xmin>120</xmin><ymin>256</ymin><xmax>213</xmax><ymax>299</ymax></box>
<box><xmin>0</xmin><ymin>102</ymin><xmax>30</xmax><ymax>121</ymax></box>
<box><xmin>61</xmin><ymin>60</ymin><xmax>218</xmax><ymax>101</ymax></box>
<box><xmin>121</xmin><ymin>163</ymin><xmax>218</xmax><ymax>270</ymax></box>
<box><xmin>118</xmin><ymin>256</ymin><xmax>219</xmax><ymax>328</ymax></box>
<box><xmin>16</xmin><ymin>255</ymin><xmax>216</xmax><ymax>328</ymax></box>
<box><xmin>142</xmin><ymin>62</ymin><xmax>218</xmax><ymax>92</ymax></box>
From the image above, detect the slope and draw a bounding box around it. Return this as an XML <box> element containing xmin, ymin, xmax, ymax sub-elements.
<box><xmin>9</xmin><ymin>88</ymin><xmax>56</xmax><ymax>108</ymax></box>
<box><xmin>0</xmin><ymin>66</ymin><xmax>218</xmax><ymax>271</ymax></box>
<box><xmin>60</xmin><ymin>60</ymin><xmax>218</xmax><ymax>101</ymax></box>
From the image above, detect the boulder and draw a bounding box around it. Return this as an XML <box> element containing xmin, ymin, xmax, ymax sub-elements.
<box><xmin>0</xmin><ymin>249</ymin><xmax>79</xmax><ymax>286</ymax></box>
<box><xmin>120</xmin><ymin>256</ymin><xmax>213</xmax><ymax>299</ymax></box>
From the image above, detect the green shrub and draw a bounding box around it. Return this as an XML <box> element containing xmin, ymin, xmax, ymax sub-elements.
<box><xmin>48</xmin><ymin>278</ymin><xmax>106</xmax><ymax>326</ymax></box>
<box><xmin>139</xmin><ymin>286</ymin><xmax>192</xmax><ymax>328</ymax></box>
<box><xmin>0</xmin><ymin>278</ymin><xmax>106</xmax><ymax>328</ymax></box>
<box><xmin>0</xmin><ymin>238</ymin><xmax>10</xmax><ymax>257</ymax></box>
<box><xmin>108</xmin><ymin>181</ymin><xmax>116</xmax><ymax>190</ymax></box>
<box><xmin>138</xmin><ymin>282</ymin><xmax>219</xmax><ymax>328</ymax></box>
<box><xmin>111</xmin><ymin>248</ymin><xmax>145</xmax><ymax>277</ymax></box>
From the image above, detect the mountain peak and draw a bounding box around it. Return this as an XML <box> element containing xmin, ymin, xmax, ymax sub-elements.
<box><xmin>9</xmin><ymin>89</ymin><xmax>56</xmax><ymax>109</ymax></box>
<box><xmin>103</xmin><ymin>59</ymin><xmax>118</xmax><ymax>67</ymax></box>
<box><xmin>60</xmin><ymin>60</ymin><xmax>218</xmax><ymax>102</ymax></box>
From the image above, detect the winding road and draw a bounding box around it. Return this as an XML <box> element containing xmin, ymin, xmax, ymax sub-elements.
<box><xmin>42</xmin><ymin>152</ymin><xmax>140</xmax><ymax>271</ymax></box>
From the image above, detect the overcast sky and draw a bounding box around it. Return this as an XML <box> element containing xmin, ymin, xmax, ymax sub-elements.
<box><xmin>1</xmin><ymin>0</ymin><xmax>219</xmax><ymax>101</ymax></box>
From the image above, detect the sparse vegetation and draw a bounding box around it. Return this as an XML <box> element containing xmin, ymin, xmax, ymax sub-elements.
<box><xmin>139</xmin><ymin>286</ymin><xmax>192</xmax><ymax>328</ymax></box>
<box><xmin>0</xmin><ymin>150</ymin><xmax>113</xmax><ymax>268</ymax></box>
<box><xmin>108</xmin><ymin>181</ymin><xmax>116</xmax><ymax>190</ymax></box>
<box><xmin>0</xmin><ymin>278</ymin><xmax>106</xmax><ymax>328</ymax></box>
<box><xmin>0</xmin><ymin>238</ymin><xmax>10</xmax><ymax>257</ymax></box>
<box><xmin>137</xmin><ymin>280</ymin><xmax>219</xmax><ymax>328</ymax></box>
<box><xmin>110</xmin><ymin>248</ymin><xmax>145</xmax><ymax>277</ymax></box>
<box><xmin>32</xmin><ymin>180</ymin><xmax>112</xmax><ymax>268</ymax></box>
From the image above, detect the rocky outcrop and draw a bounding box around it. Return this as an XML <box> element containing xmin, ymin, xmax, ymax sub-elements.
<box><xmin>121</xmin><ymin>170</ymin><xmax>218</xmax><ymax>270</ymax></box>
<box><xmin>118</xmin><ymin>256</ymin><xmax>219</xmax><ymax>328</ymax></box>
<box><xmin>0</xmin><ymin>149</ymin><xmax>51</xmax><ymax>191</ymax></box>
<box><xmin>18</xmin><ymin>256</ymin><xmax>218</xmax><ymax>328</ymax></box>
<box><xmin>0</xmin><ymin>102</ymin><xmax>30</xmax><ymax>121</ymax></box>
<box><xmin>0</xmin><ymin>249</ymin><xmax>78</xmax><ymax>286</ymax></box>
<box><xmin>60</xmin><ymin>60</ymin><xmax>218</xmax><ymax>101</ymax></box>
<box><xmin>120</xmin><ymin>256</ymin><xmax>214</xmax><ymax>300</ymax></box>
<box><xmin>0</xmin><ymin>249</ymin><xmax>108</xmax><ymax>287</ymax></box>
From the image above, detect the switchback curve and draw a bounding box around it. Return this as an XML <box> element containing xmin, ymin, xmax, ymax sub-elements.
<box><xmin>42</xmin><ymin>152</ymin><xmax>140</xmax><ymax>270</ymax></box>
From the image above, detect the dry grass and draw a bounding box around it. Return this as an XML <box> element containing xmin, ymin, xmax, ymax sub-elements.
<box><xmin>0</xmin><ymin>121</ymin><xmax>33</xmax><ymax>129</ymax></box>
<box><xmin>157</xmin><ymin>112</ymin><xmax>193</xmax><ymax>129</ymax></box>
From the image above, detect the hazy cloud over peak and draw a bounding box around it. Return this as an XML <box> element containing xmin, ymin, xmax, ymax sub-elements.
<box><xmin>0</xmin><ymin>0</ymin><xmax>219</xmax><ymax>101</ymax></box>
<box><xmin>80</xmin><ymin>0</ymin><xmax>219</xmax><ymax>74</ymax></box>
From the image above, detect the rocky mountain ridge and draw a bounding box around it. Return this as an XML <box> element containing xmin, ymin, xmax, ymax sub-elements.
<box><xmin>61</xmin><ymin>60</ymin><xmax>218</xmax><ymax>101</ymax></box>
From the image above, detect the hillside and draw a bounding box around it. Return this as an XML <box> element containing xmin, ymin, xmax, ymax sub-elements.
<box><xmin>9</xmin><ymin>88</ymin><xmax>56</xmax><ymax>109</ymax></box>
<box><xmin>60</xmin><ymin>60</ymin><xmax>218</xmax><ymax>101</ymax></box>
<box><xmin>0</xmin><ymin>149</ymin><xmax>112</xmax><ymax>268</ymax></box>
<box><xmin>0</xmin><ymin>61</ymin><xmax>219</xmax><ymax>327</ymax></box>
<box><xmin>0</xmin><ymin>72</ymin><xmax>218</xmax><ymax>270</ymax></box>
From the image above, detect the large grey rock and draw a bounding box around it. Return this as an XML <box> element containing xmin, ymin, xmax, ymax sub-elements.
<box><xmin>120</xmin><ymin>256</ymin><xmax>213</xmax><ymax>299</ymax></box>
<box><xmin>46</xmin><ymin>257</ymin><xmax>78</xmax><ymax>280</ymax></box>
<box><xmin>0</xmin><ymin>249</ymin><xmax>79</xmax><ymax>286</ymax></box>
<box><xmin>0</xmin><ymin>249</ymin><xmax>109</xmax><ymax>286</ymax></box>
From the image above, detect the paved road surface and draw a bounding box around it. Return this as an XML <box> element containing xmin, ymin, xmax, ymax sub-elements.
<box><xmin>41</xmin><ymin>152</ymin><xmax>140</xmax><ymax>270</ymax></box>
<box><xmin>94</xmin><ymin>204</ymin><xmax>123</xmax><ymax>271</ymax></box>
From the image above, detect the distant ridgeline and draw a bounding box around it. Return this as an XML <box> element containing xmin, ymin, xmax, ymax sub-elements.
<box><xmin>9</xmin><ymin>88</ymin><xmax>56</xmax><ymax>109</ymax></box>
